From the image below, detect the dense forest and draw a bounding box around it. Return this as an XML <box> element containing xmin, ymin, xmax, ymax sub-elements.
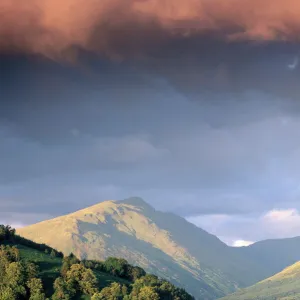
<box><xmin>0</xmin><ymin>225</ymin><xmax>194</xmax><ymax>300</ymax></box>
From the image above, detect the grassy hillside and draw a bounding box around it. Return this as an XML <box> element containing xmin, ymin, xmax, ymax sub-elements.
<box><xmin>4</xmin><ymin>239</ymin><xmax>130</xmax><ymax>298</ymax></box>
<box><xmin>16</xmin><ymin>197</ymin><xmax>300</xmax><ymax>299</ymax></box>
<box><xmin>1</xmin><ymin>225</ymin><xmax>192</xmax><ymax>300</ymax></box>
<box><xmin>221</xmin><ymin>261</ymin><xmax>300</xmax><ymax>300</ymax></box>
<box><xmin>16</xmin><ymin>244</ymin><xmax>62</xmax><ymax>296</ymax></box>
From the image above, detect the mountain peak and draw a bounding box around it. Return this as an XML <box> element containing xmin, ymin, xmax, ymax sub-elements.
<box><xmin>19</xmin><ymin>195</ymin><xmax>289</xmax><ymax>299</ymax></box>
<box><xmin>118</xmin><ymin>197</ymin><xmax>153</xmax><ymax>210</ymax></box>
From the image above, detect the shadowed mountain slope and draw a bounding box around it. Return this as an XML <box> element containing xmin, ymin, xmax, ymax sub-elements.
<box><xmin>17</xmin><ymin>197</ymin><xmax>300</xmax><ymax>299</ymax></box>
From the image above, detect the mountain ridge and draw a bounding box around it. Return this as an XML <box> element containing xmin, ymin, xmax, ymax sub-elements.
<box><xmin>17</xmin><ymin>197</ymin><xmax>300</xmax><ymax>299</ymax></box>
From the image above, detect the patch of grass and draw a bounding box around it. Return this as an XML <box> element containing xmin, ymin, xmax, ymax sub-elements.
<box><xmin>94</xmin><ymin>270</ymin><xmax>130</xmax><ymax>289</ymax></box>
<box><xmin>15</xmin><ymin>244</ymin><xmax>62</xmax><ymax>297</ymax></box>
<box><xmin>5</xmin><ymin>241</ymin><xmax>132</xmax><ymax>298</ymax></box>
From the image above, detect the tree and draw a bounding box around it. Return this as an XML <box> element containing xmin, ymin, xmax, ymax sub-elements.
<box><xmin>26</xmin><ymin>262</ymin><xmax>39</xmax><ymax>280</ymax></box>
<box><xmin>80</xmin><ymin>267</ymin><xmax>99</xmax><ymax>295</ymax></box>
<box><xmin>65</xmin><ymin>264</ymin><xmax>98</xmax><ymax>296</ymax></box>
<box><xmin>0</xmin><ymin>245</ymin><xmax>50</xmax><ymax>300</ymax></box>
<box><xmin>0</xmin><ymin>225</ymin><xmax>5</xmax><ymax>241</ymax></box>
<box><xmin>4</xmin><ymin>262</ymin><xmax>27</xmax><ymax>296</ymax></box>
<box><xmin>131</xmin><ymin>274</ymin><xmax>159</xmax><ymax>293</ymax></box>
<box><xmin>91</xmin><ymin>282</ymin><xmax>128</xmax><ymax>300</ymax></box>
<box><xmin>104</xmin><ymin>257</ymin><xmax>129</xmax><ymax>277</ymax></box>
<box><xmin>27</xmin><ymin>278</ymin><xmax>46</xmax><ymax>300</ymax></box>
<box><xmin>60</xmin><ymin>253</ymin><xmax>80</xmax><ymax>277</ymax></box>
<box><xmin>0</xmin><ymin>287</ymin><xmax>15</xmax><ymax>300</ymax></box>
<box><xmin>53</xmin><ymin>264</ymin><xmax>99</xmax><ymax>298</ymax></box>
<box><xmin>0</xmin><ymin>225</ymin><xmax>15</xmax><ymax>241</ymax></box>
<box><xmin>137</xmin><ymin>286</ymin><xmax>160</xmax><ymax>300</ymax></box>
<box><xmin>52</xmin><ymin>277</ymin><xmax>75</xmax><ymax>300</ymax></box>
<box><xmin>50</xmin><ymin>249</ymin><xmax>57</xmax><ymax>258</ymax></box>
<box><xmin>0</xmin><ymin>261</ymin><xmax>28</xmax><ymax>299</ymax></box>
<box><xmin>128</xmin><ymin>266</ymin><xmax>146</xmax><ymax>281</ymax></box>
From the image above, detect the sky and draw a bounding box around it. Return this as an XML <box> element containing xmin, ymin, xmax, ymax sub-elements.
<box><xmin>2</xmin><ymin>0</ymin><xmax>300</xmax><ymax>246</ymax></box>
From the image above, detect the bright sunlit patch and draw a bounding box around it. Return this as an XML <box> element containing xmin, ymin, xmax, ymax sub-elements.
<box><xmin>232</xmin><ymin>240</ymin><xmax>254</xmax><ymax>247</ymax></box>
<box><xmin>0</xmin><ymin>222</ymin><xmax>24</xmax><ymax>229</ymax></box>
<box><xmin>263</xmin><ymin>209</ymin><xmax>298</xmax><ymax>221</ymax></box>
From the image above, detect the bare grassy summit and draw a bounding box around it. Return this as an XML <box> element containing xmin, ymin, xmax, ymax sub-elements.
<box><xmin>16</xmin><ymin>197</ymin><xmax>300</xmax><ymax>299</ymax></box>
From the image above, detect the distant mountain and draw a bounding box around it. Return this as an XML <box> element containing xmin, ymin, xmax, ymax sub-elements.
<box><xmin>17</xmin><ymin>197</ymin><xmax>300</xmax><ymax>299</ymax></box>
<box><xmin>221</xmin><ymin>261</ymin><xmax>300</xmax><ymax>300</ymax></box>
<box><xmin>236</xmin><ymin>237</ymin><xmax>300</xmax><ymax>274</ymax></box>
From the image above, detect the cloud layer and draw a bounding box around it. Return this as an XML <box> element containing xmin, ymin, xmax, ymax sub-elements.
<box><xmin>2</xmin><ymin>1</ymin><xmax>300</xmax><ymax>244</ymax></box>
<box><xmin>2</xmin><ymin>0</ymin><xmax>300</xmax><ymax>59</ymax></box>
<box><xmin>188</xmin><ymin>208</ymin><xmax>300</xmax><ymax>245</ymax></box>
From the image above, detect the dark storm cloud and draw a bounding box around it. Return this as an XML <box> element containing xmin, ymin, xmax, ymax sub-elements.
<box><xmin>2</xmin><ymin>0</ymin><xmax>300</xmax><ymax>57</ymax></box>
<box><xmin>2</xmin><ymin>52</ymin><xmax>300</xmax><ymax>226</ymax></box>
<box><xmin>1</xmin><ymin>84</ymin><xmax>300</xmax><ymax>219</ymax></box>
<box><xmin>2</xmin><ymin>0</ymin><xmax>300</xmax><ymax>102</ymax></box>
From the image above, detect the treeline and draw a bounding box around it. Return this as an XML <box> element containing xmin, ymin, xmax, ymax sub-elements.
<box><xmin>0</xmin><ymin>224</ymin><xmax>63</xmax><ymax>258</ymax></box>
<box><xmin>92</xmin><ymin>274</ymin><xmax>194</xmax><ymax>300</ymax></box>
<box><xmin>55</xmin><ymin>254</ymin><xmax>193</xmax><ymax>299</ymax></box>
<box><xmin>0</xmin><ymin>225</ymin><xmax>194</xmax><ymax>299</ymax></box>
<box><xmin>0</xmin><ymin>245</ymin><xmax>46</xmax><ymax>299</ymax></box>
<box><xmin>82</xmin><ymin>257</ymin><xmax>146</xmax><ymax>281</ymax></box>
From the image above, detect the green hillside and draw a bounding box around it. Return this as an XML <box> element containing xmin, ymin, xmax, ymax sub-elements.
<box><xmin>17</xmin><ymin>197</ymin><xmax>300</xmax><ymax>300</ymax></box>
<box><xmin>15</xmin><ymin>244</ymin><xmax>130</xmax><ymax>297</ymax></box>
<box><xmin>221</xmin><ymin>261</ymin><xmax>300</xmax><ymax>300</ymax></box>
<box><xmin>1</xmin><ymin>225</ymin><xmax>192</xmax><ymax>300</ymax></box>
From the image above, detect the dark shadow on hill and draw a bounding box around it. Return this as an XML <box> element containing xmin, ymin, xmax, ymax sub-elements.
<box><xmin>76</xmin><ymin>219</ymin><xmax>222</xmax><ymax>299</ymax></box>
<box><xmin>136</xmin><ymin>207</ymin><xmax>269</xmax><ymax>287</ymax></box>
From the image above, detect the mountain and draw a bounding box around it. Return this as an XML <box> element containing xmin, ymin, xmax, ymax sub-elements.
<box><xmin>221</xmin><ymin>261</ymin><xmax>300</xmax><ymax>300</ymax></box>
<box><xmin>236</xmin><ymin>237</ymin><xmax>300</xmax><ymax>274</ymax></box>
<box><xmin>17</xmin><ymin>197</ymin><xmax>300</xmax><ymax>299</ymax></box>
<box><xmin>1</xmin><ymin>225</ymin><xmax>192</xmax><ymax>300</ymax></box>
<box><xmin>18</xmin><ymin>197</ymin><xmax>235</xmax><ymax>299</ymax></box>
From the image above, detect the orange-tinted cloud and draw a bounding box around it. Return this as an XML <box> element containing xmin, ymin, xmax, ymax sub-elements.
<box><xmin>1</xmin><ymin>0</ymin><xmax>300</xmax><ymax>60</ymax></box>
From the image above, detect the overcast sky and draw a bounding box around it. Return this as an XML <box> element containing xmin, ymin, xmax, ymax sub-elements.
<box><xmin>2</xmin><ymin>0</ymin><xmax>300</xmax><ymax>246</ymax></box>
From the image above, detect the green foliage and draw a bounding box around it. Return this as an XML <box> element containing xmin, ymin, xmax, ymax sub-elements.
<box><xmin>103</xmin><ymin>257</ymin><xmax>129</xmax><ymax>277</ymax></box>
<box><xmin>92</xmin><ymin>282</ymin><xmax>128</xmax><ymax>300</ymax></box>
<box><xmin>27</xmin><ymin>278</ymin><xmax>46</xmax><ymax>300</ymax></box>
<box><xmin>136</xmin><ymin>286</ymin><xmax>160</xmax><ymax>300</ymax></box>
<box><xmin>127</xmin><ymin>265</ymin><xmax>147</xmax><ymax>282</ymax></box>
<box><xmin>0</xmin><ymin>245</ymin><xmax>44</xmax><ymax>300</ymax></box>
<box><xmin>65</xmin><ymin>264</ymin><xmax>98</xmax><ymax>295</ymax></box>
<box><xmin>17</xmin><ymin>243</ymin><xmax>63</xmax><ymax>297</ymax></box>
<box><xmin>0</xmin><ymin>224</ymin><xmax>194</xmax><ymax>300</ymax></box>
<box><xmin>52</xmin><ymin>263</ymin><xmax>99</xmax><ymax>299</ymax></box>
<box><xmin>130</xmin><ymin>275</ymin><xmax>194</xmax><ymax>300</ymax></box>
<box><xmin>82</xmin><ymin>258</ymin><xmax>146</xmax><ymax>282</ymax></box>
<box><xmin>0</xmin><ymin>223</ymin><xmax>63</xmax><ymax>259</ymax></box>
<box><xmin>51</xmin><ymin>250</ymin><xmax>57</xmax><ymax>258</ymax></box>
<box><xmin>61</xmin><ymin>253</ymin><xmax>80</xmax><ymax>277</ymax></box>
<box><xmin>14</xmin><ymin>234</ymin><xmax>63</xmax><ymax>258</ymax></box>
<box><xmin>52</xmin><ymin>277</ymin><xmax>76</xmax><ymax>300</ymax></box>
<box><xmin>0</xmin><ymin>287</ymin><xmax>16</xmax><ymax>300</ymax></box>
<box><xmin>0</xmin><ymin>225</ymin><xmax>15</xmax><ymax>242</ymax></box>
